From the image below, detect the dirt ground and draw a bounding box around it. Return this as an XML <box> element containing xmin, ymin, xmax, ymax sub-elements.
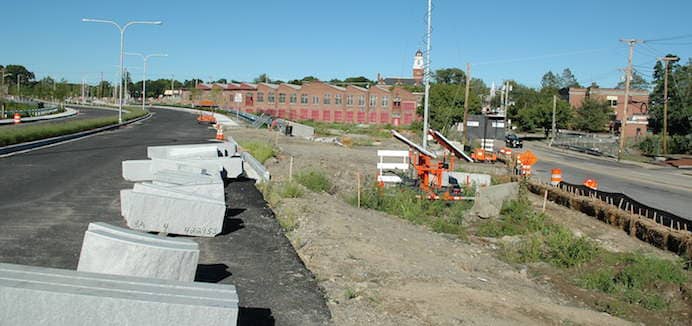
<box><xmin>227</xmin><ymin>127</ymin><xmax>678</xmax><ymax>325</ymax></box>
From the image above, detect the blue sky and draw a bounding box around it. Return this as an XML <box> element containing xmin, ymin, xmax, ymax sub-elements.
<box><xmin>1</xmin><ymin>0</ymin><xmax>690</xmax><ymax>88</ymax></box>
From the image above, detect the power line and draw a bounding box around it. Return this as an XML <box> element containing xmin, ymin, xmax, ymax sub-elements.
<box><xmin>644</xmin><ymin>33</ymin><xmax>692</xmax><ymax>43</ymax></box>
<box><xmin>473</xmin><ymin>47</ymin><xmax>617</xmax><ymax>66</ymax></box>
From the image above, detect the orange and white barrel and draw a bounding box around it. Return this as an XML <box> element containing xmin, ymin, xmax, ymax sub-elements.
<box><xmin>583</xmin><ymin>179</ymin><xmax>598</xmax><ymax>190</ymax></box>
<box><xmin>13</xmin><ymin>113</ymin><xmax>21</xmax><ymax>124</ymax></box>
<box><xmin>521</xmin><ymin>164</ymin><xmax>532</xmax><ymax>176</ymax></box>
<box><xmin>550</xmin><ymin>168</ymin><xmax>562</xmax><ymax>186</ymax></box>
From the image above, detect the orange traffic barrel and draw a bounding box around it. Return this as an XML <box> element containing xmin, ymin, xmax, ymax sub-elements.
<box><xmin>521</xmin><ymin>164</ymin><xmax>532</xmax><ymax>176</ymax></box>
<box><xmin>13</xmin><ymin>113</ymin><xmax>21</xmax><ymax>124</ymax></box>
<box><xmin>583</xmin><ymin>179</ymin><xmax>598</xmax><ymax>190</ymax></box>
<box><xmin>550</xmin><ymin>168</ymin><xmax>562</xmax><ymax>186</ymax></box>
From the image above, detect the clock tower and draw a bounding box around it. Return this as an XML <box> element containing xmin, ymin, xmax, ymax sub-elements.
<box><xmin>412</xmin><ymin>49</ymin><xmax>424</xmax><ymax>84</ymax></box>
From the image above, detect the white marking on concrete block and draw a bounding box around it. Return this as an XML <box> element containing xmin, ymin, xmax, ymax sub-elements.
<box><xmin>0</xmin><ymin>262</ymin><xmax>238</xmax><ymax>326</ymax></box>
<box><xmin>77</xmin><ymin>222</ymin><xmax>199</xmax><ymax>281</ymax></box>
<box><xmin>121</xmin><ymin>189</ymin><xmax>226</xmax><ymax>237</ymax></box>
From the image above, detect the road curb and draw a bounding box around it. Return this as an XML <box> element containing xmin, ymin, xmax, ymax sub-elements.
<box><xmin>0</xmin><ymin>112</ymin><xmax>152</xmax><ymax>157</ymax></box>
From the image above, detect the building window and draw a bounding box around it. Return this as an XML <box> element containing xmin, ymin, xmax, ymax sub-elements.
<box><xmin>301</xmin><ymin>93</ymin><xmax>308</xmax><ymax>104</ymax></box>
<box><xmin>393</xmin><ymin>97</ymin><xmax>401</xmax><ymax>107</ymax></box>
<box><xmin>257</xmin><ymin>92</ymin><xmax>264</xmax><ymax>102</ymax></box>
<box><xmin>290</xmin><ymin>93</ymin><xmax>297</xmax><ymax>104</ymax></box>
<box><xmin>323</xmin><ymin>94</ymin><xmax>331</xmax><ymax>104</ymax></box>
<box><xmin>382</xmin><ymin>95</ymin><xmax>389</xmax><ymax>107</ymax></box>
<box><xmin>279</xmin><ymin>93</ymin><xmax>286</xmax><ymax>103</ymax></box>
<box><xmin>608</xmin><ymin>99</ymin><xmax>618</xmax><ymax>107</ymax></box>
<box><xmin>312</xmin><ymin>95</ymin><xmax>319</xmax><ymax>104</ymax></box>
<box><xmin>268</xmin><ymin>92</ymin><xmax>275</xmax><ymax>103</ymax></box>
<box><xmin>369</xmin><ymin>95</ymin><xmax>377</xmax><ymax>107</ymax></box>
<box><xmin>346</xmin><ymin>95</ymin><xmax>353</xmax><ymax>106</ymax></box>
<box><xmin>335</xmin><ymin>94</ymin><xmax>342</xmax><ymax>105</ymax></box>
<box><xmin>358</xmin><ymin>95</ymin><xmax>365</xmax><ymax>106</ymax></box>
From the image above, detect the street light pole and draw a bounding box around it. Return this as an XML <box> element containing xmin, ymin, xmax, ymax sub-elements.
<box><xmin>126</xmin><ymin>52</ymin><xmax>167</xmax><ymax>111</ymax></box>
<box><xmin>82</xmin><ymin>18</ymin><xmax>163</xmax><ymax>123</ymax></box>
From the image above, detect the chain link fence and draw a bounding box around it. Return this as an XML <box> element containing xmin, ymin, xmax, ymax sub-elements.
<box><xmin>552</xmin><ymin>132</ymin><xmax>619</xmax><ymax>158</ymax></box>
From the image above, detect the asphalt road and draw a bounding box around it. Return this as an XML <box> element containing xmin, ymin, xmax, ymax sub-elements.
<box><xmin>525</xmin><ymin>141</ymin><xmax>692</xmax><ymax>220</ymax></box>
<box><xmin>2</xmin><ymin>105</ymin><xmax>118</xmax><ymax>129</ymax></box>
<box><xmin>0</xmin><ymin>107</ymin><xmax>330</xmax><ymax>325</ymax></box>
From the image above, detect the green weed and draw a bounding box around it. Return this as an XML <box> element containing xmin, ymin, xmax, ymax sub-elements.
<box><xmin>239</xmin><ymin>141</ymin><xmax>276</xmax><ymax>164</ymax></box>
<box><xmin>295</xmin><ymin>169</ymin><xmax>332</xmax><ymax>193</ymax></box>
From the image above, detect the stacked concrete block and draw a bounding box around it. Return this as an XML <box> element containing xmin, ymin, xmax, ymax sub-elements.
<box><xmin>121</xmin><ymin>182</ymin><xmax>226</xmax><ymax>237</ymax></box>
<box><xmin>0</xmin><ymin>262</ymin><xmax>238</xmax><ymax>326</ymax></box>
<box><xmin>443</xmin><ymin>171</ymin><xmax>492</xmax><ymax>188</ymax></box>
<box><xmin>77</xmin><ymin>222</ymin><xmax>199</xmax><ymax>281</ymax></box>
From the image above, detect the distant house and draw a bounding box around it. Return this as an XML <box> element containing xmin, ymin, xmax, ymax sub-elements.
<box><xmin>567</xmin><ymin>86</ymin><xmax>649</xmax><ymax>138</ymax></box>
<box><xmin>377</xmin><ymin>50</ymin><xmax>425</xmax><ymax>87</ymax></box>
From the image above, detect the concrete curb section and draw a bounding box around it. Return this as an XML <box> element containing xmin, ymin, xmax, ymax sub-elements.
<box><xmin>0</xmin><ymin>112</ymin><xmax>152</xmax><ymax>157</ymax></box>
<box><xmin>0</xmin><ymin>107</ymin><xmax>78</xmax><ymax>125</ymax></box>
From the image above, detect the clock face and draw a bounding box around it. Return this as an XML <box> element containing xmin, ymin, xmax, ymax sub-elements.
<box><xmin>415</xmin><ymin>59</ymin><xmax>422</xmax><ymax>67</ymax></box>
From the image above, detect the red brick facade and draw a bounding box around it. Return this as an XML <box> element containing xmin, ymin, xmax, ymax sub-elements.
<box><xmin>182</xmin><ymin>81</ymin><xmax>420</xmax><ymax>126</ymax></box>
<box><xmin>568</xmin><ymin>87</ymin><xmax>649</xmax><ymax>137</ymax></box>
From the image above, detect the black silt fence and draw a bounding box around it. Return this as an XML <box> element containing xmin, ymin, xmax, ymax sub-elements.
<box><xmin>557</xmin><ymin>181</ymin><xmax>691</xmax><ymax>232</ymax></box>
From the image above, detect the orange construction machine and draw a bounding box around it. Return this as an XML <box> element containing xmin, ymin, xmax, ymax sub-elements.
<box><xmin>196</xmin><ymin>112</ymin><xmax>216</xmax><ymax>124</ymax></box>
<box><xmin>389</xmin><ymin>130</ymin><xmax>474</xmax><ymax>201</ymax></box>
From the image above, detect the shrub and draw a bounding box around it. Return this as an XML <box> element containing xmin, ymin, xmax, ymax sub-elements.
<box><xmin>279</xmin><ymin>181</ymin><xmax>304</xmax><ymax>198</ymax></box>
<box><xmin>239</xmin><ymin>141</ymin><xmax>276</xmax><ymax>163</ymax></box>
<box><xmin>295</xmin><ymin>169</ymin><xmax>332</xmax><ymax>193</ymax></box>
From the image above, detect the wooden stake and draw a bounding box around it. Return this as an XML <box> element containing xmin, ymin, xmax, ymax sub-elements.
<box><xmin>542</xmin><ymin>189</ymin><xmax>548</xmax><ymax>213</ymax></box>
<box><xmin>289</xmin><ymin>156</ymin><xmax>293</xmax><ymax>181</ymax></box>
<box><xmin>618</xmin><ymin>198</ymin><xmax>623</xmax><ymax>209</ymax></box>
<box><xmin>356</xmin><ymin>172</ymin><xmax>361</xmax><ymax>208</ymax></box>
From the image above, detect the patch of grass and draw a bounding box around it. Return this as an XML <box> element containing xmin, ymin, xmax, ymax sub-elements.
<box><xmin>239</xmin><ymin>141</ymin><xmax>276</xmax><ymax>164</ymax></box>
<box><xmin>277</xmin><ymin>210</ymin><xmax>299</xmax><ymax>232</ymax></box>
<box><xmin>344</xmin><ymin>287</ymin><xmax>358</xmax><ymax>300</ymax></box>
<box><xmin>0</xmin><ymin>107</ymin><xmax>146</xmax><ymax>147</ymax></box>
<box><xmin>477</xmin><ymin>197</ymin><xmax>548</xmax><ymax>237</ymax></box>
<box><xmin>295</xmin><ymin>169</ymin><xmax>332</xmax><ymax>193</ymax></box>
<box><xmin>348</xmin><ymin>183</ymin><xmax>471</xmax><ymax>238</ymax></box>
<box><xmin>279</xmin><ymin>181</ymin><xmax>304</xmax><ymax>198</ymax></box>
<box><xmin>577</xmin><ymin>253</ymin><xmax>688</xmax><ymax>310</ymax></box>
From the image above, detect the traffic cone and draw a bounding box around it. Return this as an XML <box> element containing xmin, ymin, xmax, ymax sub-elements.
<box><xmin>215</xmin><ymin>124</ymin><xmax>225</xmax><ymax>141</ymax></box>
<box><xmin>13</xmin><ymin>113</ymin><xmax>21</xmax><ymax>124</ymax></box>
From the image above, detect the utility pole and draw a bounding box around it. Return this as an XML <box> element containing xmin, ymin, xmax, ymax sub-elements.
<box><xmin>462</xmin><ymin>63</ymin><xmax>471</xmax><ymax>144</ymax></box>
<box><xmin>661</xmin><ymin>55</ymin><xmax>679</xmax><ymax>154</ymax></box>
<box><xmin>550</xmin><ymin>95</ymin><xmax>557</xmax><ymax>146</ymax></box>
<box><xmin>99</xmin><ymin>72</ymin><xmax>104</xmax><ymax>99</ymax></box>
<box><xmin>422</xmin><ymin>0</ymin><xmax>432</xmax><ymax>149</ymax></box>
<box><xmin>618</xmin><ymin>39</ymin><xmax>643</xmax><ymax>160</ymax></box>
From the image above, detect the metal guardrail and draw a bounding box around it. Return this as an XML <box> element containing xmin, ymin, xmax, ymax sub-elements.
<box><xmin>240</xmin><ymin>152</ymin><xmax>271</xmax><ymax>182</ymax></box>
<box><xmin>552</xmin><ymin>133</ymin><xmax>619</xmax><ymax>158</ymax></box>
<box><xmin>558</xmin><ymin>181</ymin><xmax>691</xmax><ymax>232</ymax></box>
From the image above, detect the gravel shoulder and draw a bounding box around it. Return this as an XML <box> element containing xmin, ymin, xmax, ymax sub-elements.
<box><xmin>229</xmin><ymin>128</ymin><xmax>635</xmax><ymax>326</ymax></box>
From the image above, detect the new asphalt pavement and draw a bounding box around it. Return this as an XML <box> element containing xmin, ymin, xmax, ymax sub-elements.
<box><xmin>0</xmin><ymin>107</ymin><xmax>330</xmax><ymax>325</ymax></box>
<box><xmin>526</xmin><ymin>141</ymin><xmax>692</xmax><ymax>220</ymax></box>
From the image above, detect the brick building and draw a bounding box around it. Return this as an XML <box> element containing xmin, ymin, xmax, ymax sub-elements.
<box><xmin>567</xmin><ymin>87</ymin><xmax>649</xmax><ymax>138</ymax></box>
<box><xmin>180</xmin><ymin>51</ymin><xmax>425</xmax><ymax>126</ymax></box>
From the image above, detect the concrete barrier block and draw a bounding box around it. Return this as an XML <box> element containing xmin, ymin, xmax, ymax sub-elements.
<box><xmin>153</xmin><ymin>169</ymin><xmax>222</xmax><ymax>185</ymax></box>
<box><xmin>122</xmin><ymin>160</ymin><xmax>153</xmax><ymax>182</ymax></box>
<box><xmin>153</xmin><ymin>157</ymin><xmax>243</xmax><ymax>179</ymax></box>
<box><xmin>148</xmin><ymin>144</ymin><xmax>221</xmax><ymax>160</ymax></box>
<box><xmin>133</xmin><ymin>183</ymin><xmax>225</xmax><ymax>205</ymax></box>
<box><xmin>443</xmin><ymin>172</ymin><xmax>492</xmax><ymax>188</ymax></box>
<box><xmin>154</xmin><ymin>182</ymin><xmax>226</xmax><ymax>201</ymax></box>
<box><xmin>0</xmin><ymin>262</ymin><xmax>238</xmax><ymax>326</ymax></box>
<box><xmin>121</xmin><ymin>189</ymin><xmax>225</xmax><ymax>237</ymax></box>
<box><xmin>77</xmin><ymin>222</ymin><xmax>199</xmax><ymax>281</ymax></box>
<box><xmin>469</xmin><ymin>182</ymin><xmax>519</xmax><ymax>219</ymax></box>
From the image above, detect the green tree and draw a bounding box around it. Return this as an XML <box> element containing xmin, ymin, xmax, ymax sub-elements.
<box><xmin>560</xmin><ymin>68</ymin><xmax>580</xmax><ymax>88</ymax></box>
<box><xmin>648</xmin><ymin>56</ymin><xmax>691</xmax><ymax>136</ymax></box>
<box><xmin>541</xmin><ymin>71</ymin><xmax>561</xmax><ymax>90</ymax></box>
<box><xmin>616</xmin><ymin>70</ymin><xmax>648</xmax><ymax>90</ymax></box>
<box><xmin>574</xmin><ymin>98</ymin><xmax>611</xmax><ymax>132</ymax></box>
<box><xmin>515</xmin><ymin>95</ymin><xmax>572</xmax><ymax>134</ymax></box>
<box><xmin>433</xmin><ymin>68</ymin><xmax>465</xmax><ymax>84</ymax></box>
<box><xmin>253</xmin><ymin>73</ymin><xmax>269</xmax><ymax>83</ymax></box>
<box><xmin>3</xmin><ymin>64</ymin><xmax>35</xmax><ymax>85</ymax></box>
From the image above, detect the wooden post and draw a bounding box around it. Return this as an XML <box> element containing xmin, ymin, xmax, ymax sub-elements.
<box><xmin>654</xmin><ymin>212</ymin><xmax>658</xmax><ymax>223</ymax></box>
<box><xmin>356</xmin><ymin>172</ymin><xmax>361</xmax><ymax>208</ymax></box>
<box><xmin>542</xmin><ymin>189</ymin><xmax>548</xmax><ymax>213</ymax></box>
<box><xmin>289</xmin><ymin>156</ymin><xmax>293</xmax><ymax>181</ymax></box>
<box><xmin>618</xmin><ymin>198</ymin><xmax>623</xmax><ymax>209</ymax></box>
